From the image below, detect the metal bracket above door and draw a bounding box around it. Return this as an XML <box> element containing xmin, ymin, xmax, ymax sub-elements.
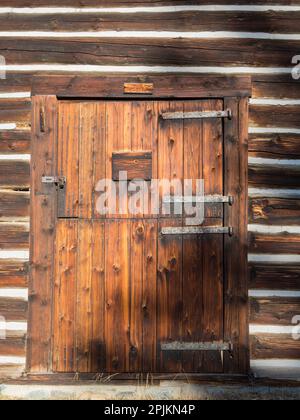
<box><xmin>160</xmin><ymin>227</ymin><xmax>233</xmax><ymax>236</ymax></box>
<box><xmin>160</xmin><ymin>109</ymin><xmax>232</xmax><ymax>120</ymax></box>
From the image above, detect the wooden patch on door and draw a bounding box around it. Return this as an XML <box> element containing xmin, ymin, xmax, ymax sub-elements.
<box><xmin>112</xmin><ymin>152</ymin><xmax>152</xmax><ymax>181</ymax></box>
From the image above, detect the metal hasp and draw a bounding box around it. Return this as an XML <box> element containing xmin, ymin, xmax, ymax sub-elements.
<box><xmin>161</xmin><ymin>109</ymin><xmax>232</xmax><ymax>120</ymax></box>
<box><xmin>164</xmin><ymin>195</ymin><xmax>234</xmax><ymax>205</ymax></box>
<box><xmin>42</xmin><ymin>176</ymin><xmax>66</xmax><ymax>189</ymax></box>
<box><xmin>161</xmin><ymin>342</ymin><xmax>233</xmax><ymax>352</ymax></box>
<box><xmin>161</xmin><ymin>227</ymin><xmax>233</xmax><ymax>236</ymax></box>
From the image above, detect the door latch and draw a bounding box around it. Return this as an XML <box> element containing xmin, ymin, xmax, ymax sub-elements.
<box><xmin>42</xmin><ymin>176</ymin><xmax>66</xmax><ymax>189</ymax></box>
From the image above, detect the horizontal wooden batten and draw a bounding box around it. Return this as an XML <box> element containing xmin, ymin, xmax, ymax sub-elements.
<box><xmin>0</xmin><ymin>297</ymin><xmax>27</xmax><ymax>321</ymax></box>
<box><xmin>0</xmin><ymin>160</ymin><xmax>30</xmax><ymax>189</ymax></box>
<box><xmin>250</xmin><ymin>296</ymin><xmax>300</xmax><ymax>326</ymax></box>
<box><xmin>0</xmin><ymin>38</ymin><xmax>298</xmax><ymax>68</ymax></box>
<box><xmin>252</xmin><ymin>74</ymin><xmax>300</xmax><ymax>99</ymax></box>
<box><xmin>251</xmin><ymin>334</ymin><xmax>300</xmax><ymax>360</ymax></box>
<box><xmin>0</xmin><ymin>131</ymin><xmax>31</xmax><ymax>154</ymax></box>
<box><xmin>249</xmin><ymin>232</ymin><xmax>300</xmax><ymax>254</ymax></box>
<box><xmin>249</xmin><ymin>166</ymin><xmax>300</xmax><ymax>188</ymax></box>
<box><xmin>0</xmin><ymin>333</ymin><xmax>26</xmax><ymax>358</ymax></box>
<box><xmin>0</xmin><ymin>259</ymin><xmax>28</xmax><ymax>288</ymax></box>
<box><xmin>249</xmin><ymin>133</ymin><xmax>300</xmax><ymax>159</ymax></box>
<box><xmin>1</xmin><ymin>12</ymin><xmax>300</xmax><ymax>34</ymax></box>
<box><xmin>250</xmin><ymin>105</ymin><xmax>300</xmax><ymax>128</ymax></box>
<box><xmin>249</xmin><ymin>197</ymin><xmax>300</xmax><ymax>225</ymax></box>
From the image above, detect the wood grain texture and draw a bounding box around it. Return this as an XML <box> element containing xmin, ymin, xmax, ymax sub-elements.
<box><xmin>249</xmin><ymin>232</ymin><xmax>300</xmax><ymax>254</ymax></box>
<box><xmin>0</xmin><ymin>130</ymin><xmax>31</xmax><ymax>154</ymax></box>
<box><xmin>0</xmin><ymin>191</ymin><xmax>30</xmax><ymax>220</ymax></box>
<box><xmin>250</xmin><ymin>105</ymin><xmax>300</xmax><ymax>129</ymax></box>
<box><xmin>4</xmin><ymin>38</ymin><xmax>297</xmax><ymax>68</ymax></box>
<box><xmin>0</xmin><ymin>100</ymin><xmax>31</xmax><ymax>126</ymax></box>
<box><xmin>250</xmin><ymin>297</ymin><xmax>300</xmax><ymax>326</ymax></box>
<box><xmin>249</xmin><ymin>198</ymin><xmax>300</xmax><ymax>225</ymax></box>
<box><xmin>0</xmin><ymin>335</ymin><xmax>26</xmax><ymax>357</ymax></box>
<box><xmin>112</xmin><ymin>152</ymin><xmax>152</xmax><ymax>181</ymax></box>
<box><xmin>249</xmin><ymin>133</ymin><xmax>300</xmax><ymax>160</ymax></box>
<box><xmin>2</xmin><ymin>12</ymin><xmax>300</xmax><ymax>33</ymax></box>
<box><xmin>28</xmin><ymin>95</ymin><xmax>58</xmax><ymax>373</ymax></box>
<box><xmin>251</xmin><ymin>334</ymin><xmax>300</xmax><ymax>360</ymax></box>
<box><xmin>253</xmin><ymin>75</ymin><xmax>300</xmax><ymax>100</ymax></box>
<box><xmin>0</xmin><ymin>297</ymin><xmax>27</xmax><ymax>321</ymax></box>
<box><xmin>0</xmin><ymin>161</ymin><xmax>30</xmax><ymax>189</ymax></box>
<box><xmin>249</xmin><ymin>166</ymin><xmax>300</xmax><ymax>188</ymax></box>
<box><xmin>0</xmin><ymin>223</ymin><xmax>29</xmax><ymax>249</ymax></box>
<box><xmin>0</xmin><ymin>259</ymin><xmax>28</xmax><ymax>288</ymax></box>
<box><xmin>249</xmin><ymin>263</ymin><xmax>300</xmax><ymax>290</ymax></box>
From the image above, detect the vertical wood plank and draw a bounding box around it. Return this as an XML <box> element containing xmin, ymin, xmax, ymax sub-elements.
<box><xmin>105</xmin><ymin>220</ymin><xmax>131</xmax><ymax>372</ymax></box>
<box><xmin>53</xmin><ymin>220</ymin><xmax>77</xmax><ymax>373</ymax></box>
<box><xmin>224</xmin><ymin>97</ymin><xmax>249</xmax><ymax>375</ymax></box>
<box><xmin>28</xmin><ymin>95</ymin><xmax>58</xmax><ymax>373</ymax></box>
<box><xmin>57</xmin><ymin>102</ymin><xmax>80</xmax><ymax>218</ymax></box>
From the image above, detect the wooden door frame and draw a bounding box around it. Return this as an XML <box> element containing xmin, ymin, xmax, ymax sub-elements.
<box><xmin>28</xmin><ymin>75</ymin><xmax>251</xmax><ymax>376</ymax></box>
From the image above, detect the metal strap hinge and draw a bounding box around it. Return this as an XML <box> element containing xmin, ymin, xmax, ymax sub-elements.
<box><xmin>161</xmin><ymin>109</ymin><xmax>232</xmax><ymax>120</ymax></box>
<box><xmin>42</xmin><ymin>176</ymin><xmax>66</xmax><ymax>188</ymax></box>
<box><xmin>161</xmin><ymin>227</ymin><xmax>233</xmax><ymax>236</ymax></box>
<box><xmin>161</xmin><ymin>342</ymin><xmax>233</xmax><ymax>352</ymax></box>
<box><xmin>164</xmin><ymin>195</ymin><xmax>234</xmax><ymax>205</ymax></box>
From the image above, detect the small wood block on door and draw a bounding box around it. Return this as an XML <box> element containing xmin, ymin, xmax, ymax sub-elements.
<box><xmin>124</xmin><ymin>83</ymin><xmax>154</xmax><ymax>95</ymax></box>
<box><xmin>112</xmin><ymin>152</ymin><xmax>152</xmax><ymax>181</ymax></box>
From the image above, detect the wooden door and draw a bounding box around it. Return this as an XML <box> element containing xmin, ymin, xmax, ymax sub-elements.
<box><xmin>30</xmin><ymin>94</ymin><xmax>249</xmax><ymax>375</ymax></box>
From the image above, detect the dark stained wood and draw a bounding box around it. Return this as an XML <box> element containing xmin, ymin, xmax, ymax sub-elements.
<box><xmin>250</xmin><ymin>105</ymin><xmax>300</xmax><ymax>129</ymax></box>
<box><xmin>249</xmin><ymin>232</ymin><xmax>300</xmax><ymax>254</ymax></box>
<box><xmin>2</xmin><ymin>11</ymin><xmax>300</xmax><ymax>33</ymax></box>
<box><xmin>224</xmin><ymin>97</ymin><xmax>249</xmax><ymax>375</ymax></box>
<box><xmin>249</xmin><ymin>263</ymin><xmax>300</xmax><ymax>290</ymax></box>
<box><xmin>253</xmin><ymin>75</ymin><xmax>300</xmax><ymax>100</ymax></box>
<box><xmin>0</xmin><ymin>161</ymin><xmax>30</xmax><ymax>189</ymax></box>
<box><xmin>249</xmin><ymin>133</ymin><xmax>300</xmax><ymax>160</ymax></box>
<box><xmin>0</xmin><ymin>259</ymin><xmax>28</xmax><ymax>288</ymax></box>
<box><xmin>250</xmin><ymin>198</ymin><xmax>300</xmax><ymax>225</ymax></box>
<box><xmin>32</xmin><ymin>75</ymin><xmax>252</xmax><ymax>98</ymax></box>
<box><xmin>0</xmin><ymin>298</ymin><xmax>27</xmax><ymax>321</ymax></box>
<box><xmin>28</xmin><ymin>96</ymin><xmax>58</xmax><ymax>373</ymax></box>
<box><xmin>112</xmin><ymin>152</ymin><xmax>152</xmax><ymax>181</ymax></box>
<box><xmin>0</xmin><ymin>223</ymin><xmax>29</xmax><ymax>249</ymax></box>
<box><xmin>0</xmin><ymin>130</ymin><xmax>31</xmax><ymax>154</ymax></box>
<box><xmin>250</xmin><ymin>297</ymin><xmax>300</xmax><ymax>326</ymax></box>
<box><xmin>249</xmin><ymin>166</ymin><xmax>300</xmax><ymax>188</ymax></box>
<box><xmin>0</xmin><ymin>191</ymin><xmax>30</xmax><ymax>220</ymax></box>
<box><xmin>0</xmin><ymin>99</ymin><xmax>31</xmax><ymax>126</ymax></box>
<box><xmin>251</xmin><ymin>334</ymin><xmax>300</xmax><ymax>360</ymax></box>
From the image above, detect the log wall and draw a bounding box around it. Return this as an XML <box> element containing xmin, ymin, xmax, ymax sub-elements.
<box><xmin>0</xmin><ymin>1</ymin><xmax>300</xmax><ymax>380</ymax></box>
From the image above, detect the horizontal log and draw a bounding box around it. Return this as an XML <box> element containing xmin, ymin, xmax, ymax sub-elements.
<box><xmin>0</xmin><ymin>364</ymin><xmax>24</xmax><ymax>380</ymax></box>
<box><xmin>0</xmin><ymin>191</ymin><xmax>30</xmax><ymax>220</ymax></box>
<box><xmin>249</xmin><ymin>232</ymin><xmax>300</xmax><ymax>254</ymax></box>
<box><xmin>0</xmin><ymin>337</ymin><xmax>26</xmax><ymax>357</ymax></box>
<box><xmin>249</xmin><ymin>198</ymin><xmax>300</xmax><ymax>225</ymax></box>
<box><xmin>0</xmin><ymin>130</ymin><xmax>31</xmax><ymax>154</ymax></box>
<box><xmin>0</xmin><ymin>223</ymin><xmax>29</xmax><ymax>250</ymax></box>
<box><xmin>0</xmin><ymin>297</ymin><xmax>27</xmax><ymax>321</ymax></box>
<box><xmin>251</xmin><ymin>334</ymin><xmax>300</xmax><ymax>359</ymax></box>
<box><xmin>249</xmin><ymin>166</ymin><xmax>300</xmax><ymax>188</ymax></box>
<box><xmin>1</xmin><ymin>11</ymin><xmax>300</xmax><ymax>33</ymax></box>
<box><xmin>249</xmin><ymin>133</ymin><xmax>300</xmax><ymax>159</ymax></box>
<box><xmin>250</xmin><ymin>105</ymin><xmax>300</xmax><ymax>129</ymax></box>
<box><xmin>0</xmin><ymin>38</ymin><xmax>298</xmax><ymax>67</ymax></box>
<box><xmin>249</xmin><ymin>263</ymin><xmax>300</xmax><ymax>290</ymax></box>
<box><xmin>2</xmin><ymin>0</ymin><xmax>300</xmax><ymax>6</ymax></box>
<box><xmin>0</xmin><ymin>259</ymin><xmax>28</xmax><ymax>288</ymax></box>
<box><xmin>0</xmin><ymin>100</ymin><xmax>31</xmax><ymax>125</ymax></box>
<box><xmin>250</xmin><ymin>296</ymin><xmax>300</xmax><ymax>325</ymax></box>
<box><xmin>253</xmin><ymin>75</ymin><xmax>300</xmax><ymax>100</ymax></box>
<box><xmin>0</xmin><ymin>161</ymin><xmax>30</xmax><ymax>189</ymax></box>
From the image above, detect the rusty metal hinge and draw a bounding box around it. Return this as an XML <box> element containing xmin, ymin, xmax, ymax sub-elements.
<box><xmin>164</xmin><ymin>195</ymin><xmax>234</xmax><ymax>206</ymax></box>
<box><xmin>161</xmin><ymin>227</ymin><xmax>233</xmax><ymax>236</ymax></box>
<box><xmin>161</xmin><ymin>341</ymin><xmax>233</xmax><ymax>352</ymax></box>
<box><xmin>161</xmin><ymin>109</ymin><xmax>232</xmax><ymax>120</ymax></box>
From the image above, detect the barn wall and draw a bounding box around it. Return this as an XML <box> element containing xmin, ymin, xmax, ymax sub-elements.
<box><xmin>0</xmin><ymin>1</ymin><xmax>300</xmax><ymax>380</ymax></box>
